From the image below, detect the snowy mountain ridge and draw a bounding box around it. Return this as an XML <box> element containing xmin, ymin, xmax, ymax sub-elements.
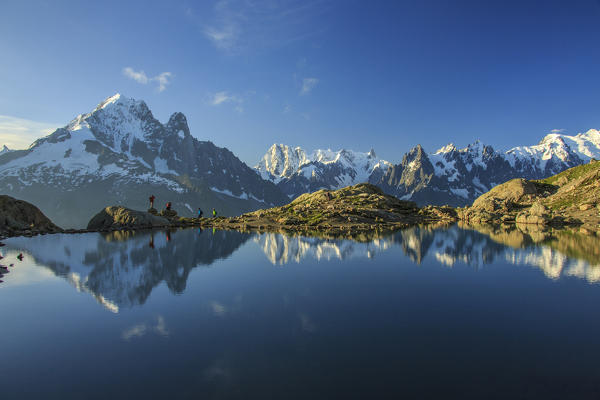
<box><xmin>256</xmin><ymin>143</ymin><xmax>392</xmax><ymax>197</ymax></box>
<box><xmin>257</xmin><ymin>128</ymin><xmax>600</xmax><ymax>205</ymax></box>
<box><xmin>0</xmin><ymin>94</ymin><xmax>287</xmax><ymax>227</ymax></box>
<box><xmin>375</xmin><ymin>129</ymin><xmax>600</xmax><ymax>206</ymax></box>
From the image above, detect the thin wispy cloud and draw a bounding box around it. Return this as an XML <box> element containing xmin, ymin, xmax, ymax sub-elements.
<box><xmin>210</xmin><ymin>91</ymin><xmax>240</xmax><ymax>105</ymax></box>
<box><xmin>193</xmin><ymin>0</ymin><xmax>329</xmax><ymax>53</ymax></box>
<box><xmin>300</xmin><ymin>77</ymin><xmax>319</xmax><ymax>95</ymax></box>
<box><xmin>550</xmin><ymin>129</ymin><xmax>566</xmax><ymax>134</ymax></box>
<box><xmin>208</xmin><ymin>91</ymin><xmax>244</xmax><ymax>113</ymax></box>
<box><xmin>0</xmin><ymin>115</ymin><xmax>59</xmax><ymax>150</ymax></box>
<box><xmin>122</xmin><ymin>67</ymin><xmax>173</xmax><ymax>92</ymax></box>
<box><xmin>154</xmin><ymin>72</ymin><xmax>173</xmax><ymax>92</ymax></box>
<box><xmin>123</xmin><ymin>67</ymin><xmax>149</xmax><ymax>84</ymax></box>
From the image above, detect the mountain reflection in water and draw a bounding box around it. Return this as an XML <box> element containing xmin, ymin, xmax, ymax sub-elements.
<box><xmin>4</xmin><ymin>225</ymin><xmax>600</xmax><ymax>312</ymax></box>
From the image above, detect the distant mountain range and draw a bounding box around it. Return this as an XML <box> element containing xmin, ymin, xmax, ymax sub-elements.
<box><xmin>0</xmin><ymin>94</ymin><xmax>287</xmax><ymax>227</ymax></box>
<box><xmin>258</xmin><ymin>130</ymin><xmax>600</xmax><ymax>206</ymax></box>
<box><xmin>255</xmin><ymin>144</ymin><xmax>391</xmax><ymax>198</ymax></box>
<box><xmin>1</xmin><ymin>93</ymin><xmax>599</xmax><ymax>227</ymax></box>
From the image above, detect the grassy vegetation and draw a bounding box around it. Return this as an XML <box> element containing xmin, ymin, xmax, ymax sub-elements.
<box><xmin>539</xmin><ymin>162</ymin><xmax>600</xmax><ymax>185</ymax></box>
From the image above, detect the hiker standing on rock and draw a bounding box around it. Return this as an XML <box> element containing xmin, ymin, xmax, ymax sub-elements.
<box><xmin>149</xmin><ymin>195</ymin><xmax>156</xmax><ymax>208</ymax></box>
<box><xmin>166</xmin><ymin>202</ymin><xmax>172</xmax><ymax>211</ymax></box>
<box><xmin>212</xmin><ymin>208</ymin><xmax>217</xmax><ymax>218</ymax></box>
<box><xmin>198</xmin><ymin>208</ymin><xmax>203</xmax><ymax>218</ymax></box>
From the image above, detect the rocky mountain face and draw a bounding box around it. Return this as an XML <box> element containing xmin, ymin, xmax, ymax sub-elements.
<box><xmin>256</xmin><ymin>144</ymin><xmax>392</xmax><ymax>198</ymax></box>
<box><xmin>376</xmin><ymin>130</ymin><xmax>600</xmax><ymax>206</ymax></box>
<box><xmin>0</xmin><ymin>94</ymin><xmax>287</xmax><ymax>228</ymax></box>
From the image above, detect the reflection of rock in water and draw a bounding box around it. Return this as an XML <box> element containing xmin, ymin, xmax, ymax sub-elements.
<box><xmin>6</xmin><ymin>225</ymin><xmax>600</xmax><ymax>309</ymax></box>
<box><xmin>256</xmin><ymin>225</ymin><xmax>600</xmax><ymax>282</ymax></box>
<box><xmin>462</xmin><ymin>223</ymin><xmax>600</xmax><ymax>282</ymax></box>
<box><xmin>6</xmin><ymin>229</ymin><xmax>251</xmax><ymax>311</ymax></box>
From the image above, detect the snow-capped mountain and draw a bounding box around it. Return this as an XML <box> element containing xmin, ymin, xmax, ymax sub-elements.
<box><xmin>0</xmin><ymin>94</ymin><xmax>287</xmax><ymax>227</ymax></box>
<box><xmin>377</xmin><ymin>129</ymin><xmax>600</xmax><ymax>206</ymax></box>
<box><xmin>256</xmin><ymin>144</ymin><xmax>392</xmax><ymax>198</ymax></box>
<box><xmin>0</xmin><ymin>145</ymin><xmax>11</xmax><ymax>155</ymax></box>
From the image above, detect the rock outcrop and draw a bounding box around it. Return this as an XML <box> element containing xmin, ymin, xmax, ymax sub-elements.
<box><xmin>200</xmin><ymin>183</ymin><xmax>457</xmax><ymax>236</ymax></box>
<box><xmin>459</xmin><ymin>161</ymin><xmax>600</xmax><ymax>231</ymax></box>
<box><xmin>0</xmin><ymin>195</ymin><xmax>62</xmax><ymax>237</ymax></box>
<box><xmin>87</xmin><ymin>206</ymin><xmax>170</xmax><ymax>230</ymax></box>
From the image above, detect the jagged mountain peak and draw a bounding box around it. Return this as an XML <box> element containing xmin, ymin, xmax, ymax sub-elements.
<box><xmin>435</xmin><ymin>143</ymin><xmax>457</xmax><ymax>154</ymax></box>
<box><xmin>166</xmin><ymin>112</ymin><xmax>191</xmax><ymax>138</ymax></box>
<box><xmin>405</xmin><ymin>144</ymin><xmax>427</xmax><ymax>158</ymax></box>
<box><xmin>257</xmin><ymin>144</ymin><xmax>392</xmax><ymax>197</ymax></box>
<box><xmin>0</xmin><ymin>94</ymin><xmax>288</xmax><ymax>228</ymax></box>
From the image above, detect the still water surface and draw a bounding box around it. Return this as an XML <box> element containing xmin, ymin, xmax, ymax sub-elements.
<box><xmin>1</xmin><ymin>225</ymin><xmax>600</xmax><ymax>399</ymax></box>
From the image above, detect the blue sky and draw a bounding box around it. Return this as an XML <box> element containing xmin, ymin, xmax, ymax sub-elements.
<box><xmin>1</xmin><ymin>0</ymin><xmax>599</xmax><ymax>165</ymax></box>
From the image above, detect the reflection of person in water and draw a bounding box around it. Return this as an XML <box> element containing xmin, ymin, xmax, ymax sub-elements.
<box><xmin>197</xmin><ymin>227</ymin><xmax>203</xmax><ymax>235</ymax></box>
<box><xmin>149</xmin><ymin>233</ymin><xmax>155</xmax><ymax>249</ymax></box>
<box><xmin>166</xmin><ymin>231</ymin><xmax>171</xmax><ymax>241</ymax></box>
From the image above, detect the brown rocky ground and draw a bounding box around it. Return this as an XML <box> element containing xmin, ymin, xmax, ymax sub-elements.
<box><xmin>0</xmin><ymin>195</ymin><xmax>62</xmax><ymax>238</ymax></box>
<box><xmin>198</xmin><ymin>183</ymin><xmax>457</xmax><ymax>236</ymax></box>
<box><xmin>458</xmin><ymin>160</ymin><xmax>600</xmax><ymax>232</ymax></box>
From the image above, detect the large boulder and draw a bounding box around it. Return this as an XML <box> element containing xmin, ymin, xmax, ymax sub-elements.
<box><xmin>472</xmin><ymin>178</ymin><xmax>539</xmax><ymax>210</ymax></box>
<box><xmin>87</xmin><ymin>206</ymin><xmax>170</xmax><ymax>230</ymax></box>
<box><xmin>0</xmin><ymin>195</ymin><xmax>62</xmax><ymax>236</ymax></box>
<box><xmin>516</xmin><ymin>202</ymin><xmax>551</xmax><ymax>225</ymax></box>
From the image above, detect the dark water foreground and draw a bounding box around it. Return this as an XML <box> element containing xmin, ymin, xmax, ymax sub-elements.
<box><xmin>1</xmin><ymin>226</ymin><xmax>600</xmax><ymax>399</ymax></box>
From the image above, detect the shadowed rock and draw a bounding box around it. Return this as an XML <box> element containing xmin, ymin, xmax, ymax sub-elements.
<box><xmin>0</xmin><ymin>195</ymin><xmax>62</xmax><ymax>236</ymax></box>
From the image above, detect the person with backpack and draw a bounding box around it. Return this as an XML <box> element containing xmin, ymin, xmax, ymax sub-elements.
<box><xmin>198</xmin><ymin>208</ymin><xmax>203</xmax><ymax>218</ymax></box>
<box><xmin>212</xmin><ymin>208</ymin><xmax>217</xmax><ymax>218</ymax></box>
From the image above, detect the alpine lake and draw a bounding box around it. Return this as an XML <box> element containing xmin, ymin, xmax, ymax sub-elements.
<box><xmin>2</xmin><ymin>224</ymin><xmax>600</xmax><ymax>399</ymax></box>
